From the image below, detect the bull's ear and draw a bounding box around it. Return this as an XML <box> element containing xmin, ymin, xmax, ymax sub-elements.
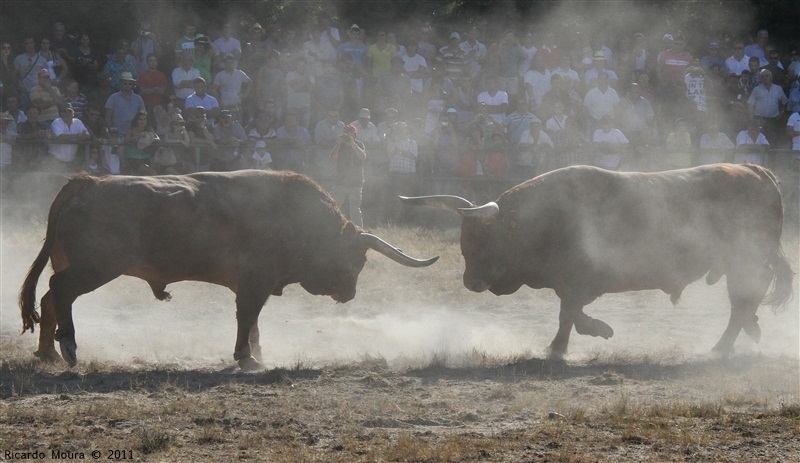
<box><xmin>342</xmin><ymin>221</ymin><xmax>358</xmax><ymax>238</ymax></box>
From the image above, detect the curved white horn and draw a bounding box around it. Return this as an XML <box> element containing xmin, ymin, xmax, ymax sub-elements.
<box><xmin>399</xmin><ymin>195</ymin><xmax>475</xmax><ymax>214</ymax></box>
<box><xmin>359</xmin><ymin>233</ymin><xmax>439</xmax><ymax>267</ymax></box>
<box><xmin>457</xmin><ymin>202</ymin><xmax>500</xmax><ymax>219</ymax></box>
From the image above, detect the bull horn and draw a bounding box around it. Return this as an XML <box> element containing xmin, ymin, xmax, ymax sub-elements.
<box><xmin>399</xmin><ymin>195</ymin><xmax>475</xmax><ymax>214</ymax></box>
<box><xmin>457</xmin><ymin>202</ymin><xmax>500</xmax><ymax>219</ymax></box>
<box><xmin>359</xmin><ymin>233</ymin><xmax>439</xmax><ymax>267</ymax></box>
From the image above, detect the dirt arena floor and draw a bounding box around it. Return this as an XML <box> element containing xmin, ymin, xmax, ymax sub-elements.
<box><xmin>1</xmin><ymin>173</ymin><xmax>798</xmax><ymax>462</ymax></box>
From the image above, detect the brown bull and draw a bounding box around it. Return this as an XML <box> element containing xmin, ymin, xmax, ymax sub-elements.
<box><xmin>402</xmin><ymin>164</ymin><xmax>793</xmax><ymax>359</ymax></box>
<box><xmin>20</xmin><ymin>170</ymin><xmax>437</xmax><ymax>370</ymax></box>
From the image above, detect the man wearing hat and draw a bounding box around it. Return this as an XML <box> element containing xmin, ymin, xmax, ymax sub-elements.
<box><xmin>351</xmin><ymin>108</ymin><xmax>380</xmax><ymax>153</ymax></box>
<box><xmin>330</xmin><ymin>123</ymin><xmax>367</xmax><ymax>226</ymax></box>
<box><xmin>700</xmin><ymin>41</ymin><xmax>725</xmax><ymax>70</ymax></box>
<box><xmin>104</xmin><ymin>71</ymin><xmax>145</xmax><ymax>135</ymax></box>
<box><xmin>337</xmin><ymin>24</ymin><xmax>367</xmax><ymax>68</ymax></box>
<box><xmin>657</xmin><ymin>33</ymin><xmax>693</xmax><ymax>95</ymax></box>
<box><xmin>30</xmin><ymin>68</ymin><xmax>64</xmax><ymax>123</ymax></box>
<box><xmin>437</xmin><ymin>32</ymin><xmax>467</xmax><ymax>81</ymax></box>
<box><xmin>583</xmin><ymin>51</ymin><xmax>618</xmax><ymax>89</ymax></box>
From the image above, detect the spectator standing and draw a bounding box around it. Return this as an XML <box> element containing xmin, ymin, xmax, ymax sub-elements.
<box><xmin>735</xmin><ymin>120</ymin><xmax>769</xmax><ymax>165</ymax></box>
<box><xmin>214</xmin><ymin>23</ymin><xmax>242</xmax><ymax>71</ymax></box>
<box><xmin>338</xmin><ymin>24</ymin><xmax>368</xmax><ymax>69</ymax></box>
<box><xmin>700</xmin><ymin>41</ymin><xmax>726</xmax><ymax>71</ymax></box>
<box><xmin>518</xmin><ymin>119</ymin><xmax>555</xmax><ymax>175</ymax></box>
<box><xmin>523</xmin><ymin>54</ymin><xmax>552</xmax><ymax>112</ymax></box>
<box><xmin>62</xmin><ymin>79</ymin><xmax>88</xmax><ymax>119</ymax></box>
<box><xmin>213</xmin><ymin>53</ymin><xmax>252</xmax><ymax>120</ymax></box>
<box><xmin>584</xmin><ymin>51</ymin><xmax>619</xmax><ymax>89</ymax></box>
<box><xmin>104</xmin><ymin>72</ymin><xmax>145</xmax><ymax>135</ymax></box>
<box><xmin>211</xmin><ymin>109</ymin><xmax>247</xmax><ymax>171</ymax></box>
<box><xmin>3</xmin><ymin>95</ymin><xmax>26</xmax><ymax>128</ymax></box>
<box><xmin>725</xmin><ymin>41</ymin><xmax>750</xmax><ymax>76</ymax></box>
<box><xmin>401</xmin><ymin>42</ymin><xmax>428</xmax><ymax>108</ymax></box>
<box><xmin>366</xmin><ymin>31</ymin><xmax>397</xmax><ymax>80</ymax></box>
<box><xmin>273</xmin><ymin>111</ymin><xmax>310</xmax><ymax>172</ymax></box>
<box><xmin>476</xmin><ymin>76</ymin><xmax>509</xmax><ymax>124</ymax></box>
<box><xmin>748</xmin><ymin>69</ymin><xmax>787</xmax><ymax>146</ymax></box>
<box><xmin>138</xmin><ymin>54</ymin><xmax>167</xmax><ymax>114</ymax></box>
<box><xmin>48</xmin><ymin>105</ymin><xmax>89</xmax><ymax>170</ymax></box>
<box><xmin>29</xmin><ymin>69</ymin><xmax>63</xmax><ymax>123</ymax></box>
<box><xmin>15</xmin><ymin>106</ymin><xmax>50</xmax><ymax>167</ymax></box>
<box><xmin>193</xmin><ymin>35</ymin><xmax>216</xmax><ymax>83</ymax></box>
<box><xmin>538</xmin><ymin>32</ymin><xmax>563</xmax><ymax>71</ymax></box>
<box><xmin>699</xmin><ymin>121</ymin><xmax>734</xmax><ymax>164</ymax></box>
<box><xmin>518</xmin><ymin>33</ymin><xmax>537</xmax><ymax>79</ymax></box>
<box><xmin>72</xmin><ymin>33</ymin><xmax>100</xmax><ymax>88</ymax></box>
<box><xmin>303</xmin><ymin>25</ymin><xmax>338</xmax><ymax>77</ymax></box>
<box><xmin>123</xmin><ymin>110</ymin><xmax>159</xmax><ymax>174</ymax></box>
<box><xmin>497</xmin><ymin>31</ymin><xmax>523</xmax><ymax>99</ymax></box>
<box><xmin>172</xmin><ymin>51</ymin><xmax>202</xmax><ymax>106</ymax></box>
<box><xmin>761</xmin><ymin>50</ymin><xmax>789</xmax><ymax>92</ymax></box>
<box><xmin>657</xmin><ymin>34</ymin><xmax>692</xmax><ymax>97</ymax></box>
<box><xmin>312</xmin><ymin>109</ymin><xmax>344</xmax><ymax>177</ymax></box>
<box><xmin>551</xmin><ymin>54</ymin><xmax>580</xmax><ymax>92</ymax></box>
<box><xmin>787</xmin><ymin>110</ymin><xmax>800</xmax><ymax>152</ymax></box>
<box><xmin>185</xmin><ymin>77</ymin><xmax>220</xmax><ymax>123</ymax></box>
<box><xmin>591</xmin><ymin>114</ymin><xmax>628</xmax><ymax>170</ymax></box>
<box><xmin>102</xmin><ymin>40</ymin><xmax>138</xmax><ymax>91</ymax></box>
<box><xmin>285</xmin><ymin>57</ymin><xmax>314</xmax><ymax>129</ymax></box>
<box><xmin>744</xmin><ymin>30</ymin><xmax>770</xmax><ymax>67</ymax></box>
<box><xmin>37</xmin><ymin>38</ymin><xmax>68</xmax><ymax>85</ymax></box>
<box><xmin>131</xmin><ymin>26</ymin><xmax>159</xmax><ymax>74</ymax></box>
<box><xmin>175</xmin><ymin>24</ymin><xmax>199</xmax><ymax>59</ymax></box>
<box><xmin>0</xmin><ymin>112</ymin><xmax>16</xmax><ymax>170</ymax></box>
<box><xmin>256</xmin><ymin>50</ymin><xmax>286</xmax><ymax>118</ymax></box>
<box><xmin>14</xmin><ymin>36</ymin><xmax>46</xmax><ymax>105</ymax></box>
<box><xmin>437</xmin><ymin>32</ymin><xmax>468</xmax><ymax>82</ymax></box>
<box><xmin>385</xmin><ymin>121</ymin><xmax>418</xmax><ymax>225</ymax></box>
<box><xmin>459</xmin><ymin>28</ymin><xmax>487</xmax><ymax>80</ymax></box>
<box><xmin>329</xmin><ymin>123</ymin><xmax>366</xmax><ymax>226</ymax></box>
<box><xmin>1</xmin><ymin>42</ymin><xmax>21</xmax><ymax>101</ymax></box>
<box><xmin>583</xmin><ymin>71</ymin><xmax>620</xmax><ymax>136</ymax></box>
<box><xmin>616</xmin><ymin>83</ymin><xmax>655</xmax><ymax>147</ymax></box>
<box><xmin>664</xmin><ymin>118</ymin><xmax>693</xmax><ymax>169</ymax></box>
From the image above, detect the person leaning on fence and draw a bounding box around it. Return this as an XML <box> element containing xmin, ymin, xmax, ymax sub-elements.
<box><xmin>15</xmin><ymin>105</ymin><xmax>50</xmax><ymax>168</ymax></box>
<box><xmin>0</xmin><ymin>112</ymin><xmax>16</xmax><ymax>170</ymax></box>
<box><xmin>698</xmin><ymin>121</ymin><xmax>735</xmax><ymax>165</ymax></box>
<box><xmin>211</xmin><ymin>109</ymin><xmax>247</xmax><ymax>171</ymax></box>
<box><xmin>735</xmin><ymin>119</ymin><xmax>770</xmax><ymax>165</ymax></box>
<box><xmin>123</xmin><ymin>110</ymin><xmax>159</xmax><ymax>175</ymax></box>
<box><xmin>47</xmin><ymin>105</ymin><xmax>90</xmax><ymax>172</ymax></box>
<box><xmin>329</xmin><ymin>123</ymin><xmax>366</xmax><ymax>226</ymax></box>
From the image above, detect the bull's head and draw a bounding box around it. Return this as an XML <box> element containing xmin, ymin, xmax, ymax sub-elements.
<box><xmin>301</xmin><ymin>221</ymin><xmax>438</xmax><ymax>303</ymax></box>
<box><xmin>400</xmin><ymin>196</ymin><xmax>520</xmax><ymax>295</ymax></box>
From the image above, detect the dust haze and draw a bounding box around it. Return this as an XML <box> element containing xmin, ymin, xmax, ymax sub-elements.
<box><xmin>1</xmin><ymin>2</ymin><xmax>798</xmax><ymax>369</ymax></box>
<box><xmin>2</xmin><ymin>188</ymin><xmax>797</xmax><ymax>370</ymax></box>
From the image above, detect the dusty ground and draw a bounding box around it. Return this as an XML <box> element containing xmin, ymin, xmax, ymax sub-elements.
<box><xmin>1</xmin><ymin>175</ymin><xmax>799</xmax><ymax>462</ymax></box>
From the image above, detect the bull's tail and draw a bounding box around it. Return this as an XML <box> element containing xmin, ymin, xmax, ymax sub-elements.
<box><xmin>764</xmin><ymin>245</ymin><xmax>794</xmax><ymax>309</ymax></box>
<box><xmin>19</xmin><ymin>173</ymin><xmax>97</xmax><ymax>333</ymax></box>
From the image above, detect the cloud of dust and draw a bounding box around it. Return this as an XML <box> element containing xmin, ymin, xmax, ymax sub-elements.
<box><xmin>1</xmin><ymin>3</ymin><xmax>796</xmax><ymax>372</ymax></box>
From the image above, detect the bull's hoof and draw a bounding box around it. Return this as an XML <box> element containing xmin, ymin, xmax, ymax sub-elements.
<box><xmin>711</xmin><ymin>342</ymin><xmax>734</xmax><ymax>358</ymax></box>
<box><xmin>593</xmin><ymin>319</ymin><xmax>614</xmax><ymax>339</ymax></box>
<box><xmin>58</xmin><ymin>339</ymin><xmax>78</xmax><ymax>367</ymax></box>
<box><xmin>238</xmin><ymin>356</ymin><xmax>266</xmax><ymax>372</ymax></box>
<box><xmin>546</xmin><ymin>344</ymin><xmax>567</xmax><ymax>361</ymax></box>
<box><xmin>33</xmin><ymin>349</ymin><xmax>62</xmax><ymax>363</ymax></box>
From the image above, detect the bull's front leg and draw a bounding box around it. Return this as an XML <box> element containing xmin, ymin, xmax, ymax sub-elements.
<box><xmin>233</xmin><ymin>286</ymin><xmax>269</xmax><ymax>371</ymax></box>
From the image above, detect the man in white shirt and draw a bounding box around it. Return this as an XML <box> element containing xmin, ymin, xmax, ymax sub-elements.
<box><xmin>213</xmin><ymin>54</ymin><xmax>251</xmax><ymax>118</ymax></box>
<box><xmin>213</xmin><ymin>24</ymin><xmax>241</xmax><ymax>70</ymax></box>
<box><xmin>477</xmin><ymin>76</ymin><xmax>509</xmax><ymax>124</ymax></box>
<box><xmin>725</xmin><ymin>41</ymin><xmax>750</xmax><ymax>76</ymax></box>
<box><xmin>583</xmin><ymin>72</ymin><xmax>619</xmax><ymax>136</ymax></box>
<box><xmin>172</xmin><ymin>51</ymin><xmax>202</xmax><ymax>104</ymax></box>
<box><xmin>49</xmin><ymin>106</ymin><xmax>90</xmax><ymax>166</ymax></box>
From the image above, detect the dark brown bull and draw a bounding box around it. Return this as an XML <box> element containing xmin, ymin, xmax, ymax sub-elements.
<box><xmin>20</xmin><ymin>170</ymin><xmax>437</xmax><ymax>370</ymax></box>
<box><xmin>402</xmin><ymin>164</ymin><xmax>793</xmax><ymax>359</ymax></box>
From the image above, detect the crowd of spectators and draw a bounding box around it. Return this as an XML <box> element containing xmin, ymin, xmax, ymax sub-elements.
<box><xmin>1</xmin><ymin>19</ymin><xmax>799</xmax><ymax>222</ymax></box>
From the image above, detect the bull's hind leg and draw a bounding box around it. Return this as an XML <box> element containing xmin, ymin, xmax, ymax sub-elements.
<box><xmin>713</xmin><ymin>263</ymin><xmax>772</xmax><ymax>355</ymax></box>
<box><xmin>50</xmin><ymin>266</ymin><xmax>122</xmax><ymax>367</ymax></box>
<box><xmin>233</xmin><ymin>282</ymin><xmax>270</xmax><ymax>371</ymax></box>
<box><xmin>33</xmin><ymin>290</ymin><xmax>61</xmax><ymax>362</ymax></box>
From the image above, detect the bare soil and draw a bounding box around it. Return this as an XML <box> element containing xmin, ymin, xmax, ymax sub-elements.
<box><xmin>1</xmin><ymin>199</ymin><xmax>799</xmax><ymax>462</ymax></box>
